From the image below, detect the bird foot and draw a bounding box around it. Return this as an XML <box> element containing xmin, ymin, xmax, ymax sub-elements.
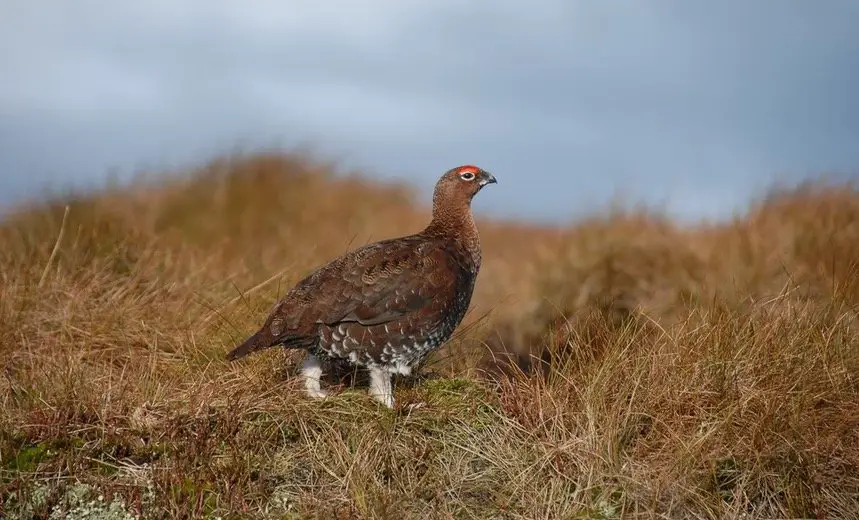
<box><xmin>302</xmin><ymin>354</ymin><xmax>330</xmax><ymax>401</ymax></box>
<box><xmin>373</xmin><ymin>393</ymin><xmax>395</xmax><ymax>409</ymax></box>
<box><xmin>305</xmin><ymin>388</ymin><xmax>330</xmax><ymax>400</ymax></box>
<box><xmin>405</xmin><ymin>402</ymin><xmax>427</xmax><ymax>412</ymax></box>
<box><xmin>369</xmin><ymin>367</ymin><xmax>395</xmax><ymax>408</ymax></box>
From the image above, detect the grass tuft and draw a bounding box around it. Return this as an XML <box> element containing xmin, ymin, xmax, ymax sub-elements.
<box><xmin>2</xmin><ymin>153</ymin><xmax>857</xmax><ymax>518</ymax></box>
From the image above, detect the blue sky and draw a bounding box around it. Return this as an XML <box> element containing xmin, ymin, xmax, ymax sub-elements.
<box><xmin>1</xmin><ymin>1</ymin><xmax>858</xmax><ymax>223</ymax></box>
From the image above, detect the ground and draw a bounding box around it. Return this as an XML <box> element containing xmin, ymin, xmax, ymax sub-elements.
<box><xmin>1</xmin><ymin>154</ymin><xmax>858</xmax><ymax>519</ymax></box>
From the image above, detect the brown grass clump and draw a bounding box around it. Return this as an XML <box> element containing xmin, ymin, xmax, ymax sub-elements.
<box><xmin>1</xmin><ymin>153</ymin><xmax>857</xmax><ymax>519</ymax></box>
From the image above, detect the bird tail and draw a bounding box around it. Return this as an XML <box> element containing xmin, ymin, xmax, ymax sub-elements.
<box><xmin>226</xmin><ymin>328</ymin><xmax>315</xmax><ymax>361</ymax></box>
<box><xmin>226</xmin><ymin>329</ymin><xmax>270</xmax><ymax>361</ymax></box>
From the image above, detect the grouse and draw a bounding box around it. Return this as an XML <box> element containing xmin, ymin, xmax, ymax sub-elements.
<box><xmin>226</xmin><ymin>165</ymin><xmax>497</xmax><ymax>407</ymax></box>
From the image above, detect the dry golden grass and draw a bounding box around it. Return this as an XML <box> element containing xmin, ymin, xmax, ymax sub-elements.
<box><xmin>1</xmin><ymin>153</ymin><xmax>857</xmax><ymax>519</ymax></box>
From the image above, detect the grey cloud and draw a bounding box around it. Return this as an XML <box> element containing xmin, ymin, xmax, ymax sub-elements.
<box><xmin>1</xmin><ymin>1</ymin><xmax>858</xmax><ymax>222</ymax></box>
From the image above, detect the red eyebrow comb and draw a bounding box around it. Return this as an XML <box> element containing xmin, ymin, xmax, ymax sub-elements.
<box><xmin>457</xmin><ymin>165</ymin><xmax>481</xmax><ymax>174</ymax></box>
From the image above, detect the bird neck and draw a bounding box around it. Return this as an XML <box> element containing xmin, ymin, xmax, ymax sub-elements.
<box><xmin>426</xmin><ymin>202</ymin><xmax>482</xmax><ymax>268</ymax></box>
<box><xmin>427</xmin><ymin>194</ymin><xmax>474</xmax><ymax>231</ymax></box>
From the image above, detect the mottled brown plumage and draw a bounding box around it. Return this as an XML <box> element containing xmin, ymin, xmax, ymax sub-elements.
<box><xmin>226</xmin><ymin>165</ymin><xmax>497</xmax><ymax>407</ymax></box>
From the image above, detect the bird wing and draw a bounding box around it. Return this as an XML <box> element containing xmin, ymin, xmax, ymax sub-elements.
<box><xmin>228</xmin><ymin>240</ymin><xmax>461</xmax><ymax>360</ymax></box>
<box><xmin>312</xmin><ymin>237</ymin><xmax>459</xmax><ymax>328</ymax></box>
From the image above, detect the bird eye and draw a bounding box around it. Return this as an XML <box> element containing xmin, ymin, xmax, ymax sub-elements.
<box><xmin>460</xmin><ymin>172</ymin><xmax>475</xmax><ymax>181</ymax></box>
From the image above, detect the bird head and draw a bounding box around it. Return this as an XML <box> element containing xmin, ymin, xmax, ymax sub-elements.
<box><xmin>428</xmin><ymin>165</ymin><xmax>497</xmax><ymax>230</ymax></box>
<box><xmin>434</xmin><ymin>165</ymin><xmax>497</xmax><ymax>202</ymax></box>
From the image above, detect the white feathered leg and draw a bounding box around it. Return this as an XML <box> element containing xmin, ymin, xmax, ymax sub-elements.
<box><xmin>301</xmin><ymin>354</ymin><xmax>329</xmax><ymax>399</ymax></box>
<box><xmin>368</xmin><ymin>367</ymin><xmax>394</xmax><ymax>408</ymax></box>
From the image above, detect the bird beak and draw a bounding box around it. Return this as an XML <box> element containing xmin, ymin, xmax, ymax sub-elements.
<box><xmin>478</xmin><ymin>171</ymin><xmax>497</xmax><ymax>187</ymax></box>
